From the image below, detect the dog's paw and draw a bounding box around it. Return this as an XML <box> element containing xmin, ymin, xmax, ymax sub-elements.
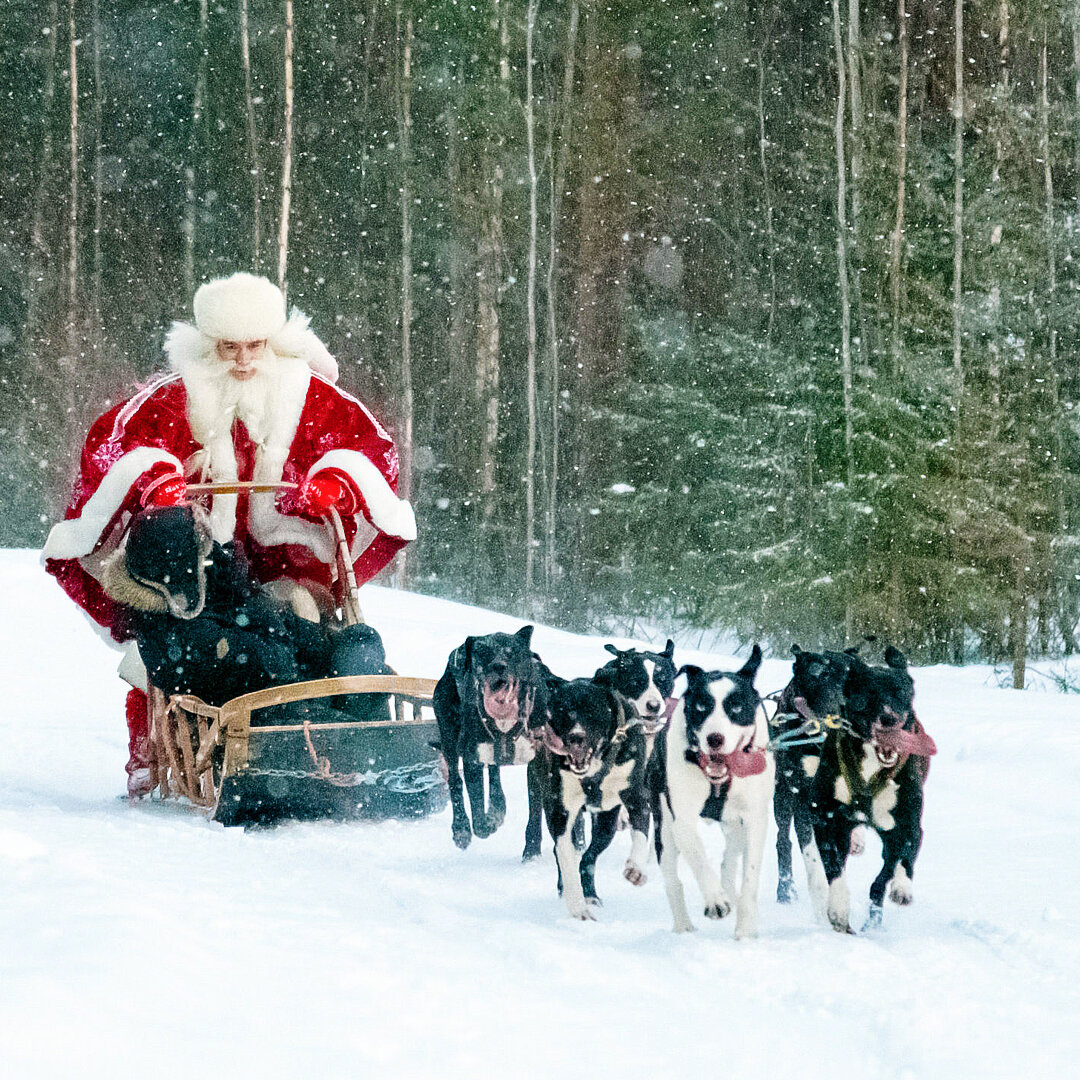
<box><xmin>452</xmin><ymin>822</ymin><xmax>472</xmax><ymax>850</ymax></box>
<box><xmin>672</xmin><ymin>918</ymin><xmax>697</xmax><ymax>934</ymax></box>
<box><xmin>849</xmin><ymin>826</ymin><xmax>866</xmax><ymax>856</ymax></box>
<box><xmin>521</xmin><ymin>848</ymin><xmax>542</xmax><ymax>863</ymax></box>
<box><xmin>487</xmin><ymin>805</ymin><xmax>507</xmax><ymax>831</ymax></box>
<box><xmin>734</xmin><ymin>919</ymin><xmax>759</xmax><ymax>941</ymax></box>
<box><xmin>776</xmin><ymin>877</ymin><xmax>797</xmax><ymax>904</ymax></box>
<box><xmin>828</xmin><ymin>910</ymin><xmax>855</xmax><ymax>934</ymax></box>
<box><xmin>586</xmin><ymin>895</ymin><xmax>603</xmax><ymax>907</ymax></box>
<box><xmin>471</xmin><ymin>814</ymin><xmax>497</xmax><ymax>839</ymax></box>
<box><xmin>566</xmin><ymin>898</ymin><xmax>597</xmax><ymax>921</ymax></box>
<box><xmin>863</xmin><ymin>904</ymin><xmax>884</xmax><ymax>931</ymax></box>
<box><xmin>623</xmin><ymin>860</ymin><xmax>647</xmax><ymax>887</ymax></box>
<box><xmin>889</xmin><ymin>879</ymin><xmax>914</xmax><ymax>906</ymax></box>
<box><xmin>703</xmin><ymin>893</ymin><xmax>732</xmax><ymax>920</ymax></box>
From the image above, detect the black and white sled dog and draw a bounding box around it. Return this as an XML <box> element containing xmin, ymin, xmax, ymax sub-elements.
<box><xmin>433</xmin><ymin>626</ymin><xmax>548</xmax><ymax>849</ymax></box>
<box><xmin>770</xmin><ymin>645</ymin><xmax>853</xmax><ymax>913</ymax></box>
<box><xmin>535</xmin><ymin>678</ymin><xmax>651</xmax><ymax>920</ymax></box>
<box><xmin>521</xmin><ymin>640</ymin><xmax>676</xmax><ymax>902</ymax></box>
<box><xmin>651</xmin><ymin>646</ymin><xmax>774</xmax><ymax>937</ymax></box>
<box><xmin>809</xmin><ymin>646</ymin><xmax>936</xmax><ymax>932</ymax></box>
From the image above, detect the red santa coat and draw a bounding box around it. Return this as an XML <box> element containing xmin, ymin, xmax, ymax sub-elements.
<box><xmin>44</xmin><ymin>344</ymin><xmax>415</xmax><ymax>642</ymax></box>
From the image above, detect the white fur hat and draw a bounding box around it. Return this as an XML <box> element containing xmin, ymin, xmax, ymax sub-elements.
<box><xmin>193</xmin><ymin>272</ymin><xmax>287</xmax><ymax>341</ymax></box>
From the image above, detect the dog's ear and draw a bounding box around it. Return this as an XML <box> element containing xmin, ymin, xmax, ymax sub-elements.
<box><xmin>676</xmin><ymin>663</ymin><xmax>702</xmax><ymax>681</ymax></box>
<box><xmin>884</xmin><ymin>645</ymin><xmax>908</xmax><ymax>671</ymax></box>
<box><xmin>737</xmin><ymin>643</ymin><xmax>763</xmax><ymax>683</ymax></box>
<box><xmin>662</xmin><ymin>639</ymin><xmax>675</xmax><ymax>659</ymax></box>
<box><xmin>604</xmin><ymin>643</ymin><xmax>620</xmax><ymax>657</ymax></box>
<box><xmin>462</xmin><ymin>636</ymin><xmax>477</xmax><ymax>669</ymax></box>
<box><xmin>515</xmin><ymin>625</ymin><xmax>534</xmax><ymax>648</ymax></box>
<box><xmin>844</xmin><ymin>645</ymin><xmax>861</xmax><ymax>657</ymax></box>
<box><xmin>791</xmin><ymin>643</ymin><xmax>803</xmax><ymax>656</ymax></box>
<box><xmin>593</xmin><ymin>664</ymin><xmax>616</xmax><ymax>688</ymax></box>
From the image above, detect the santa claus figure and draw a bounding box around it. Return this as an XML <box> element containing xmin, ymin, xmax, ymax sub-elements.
<box><xmin>43</xmin><ymin>272</ymin><xmax>416</xmax><ymax>795</ymax></box>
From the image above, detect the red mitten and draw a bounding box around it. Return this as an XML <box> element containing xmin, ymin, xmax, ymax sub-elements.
<box><xmin>140</xmin><ymin>471</ymin><xmax>187</xmax><ymax>508</ymax></box>
<box><xmin>300</xmin><ymin>470</ymin><xmax>361</xmax><ymax>518</ymax></box>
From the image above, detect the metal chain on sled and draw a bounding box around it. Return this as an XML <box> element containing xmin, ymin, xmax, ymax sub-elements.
<box><xmin>244</xmin><ymin>759</ymin><xmax>446</xmax><ymax>794</ymax></box>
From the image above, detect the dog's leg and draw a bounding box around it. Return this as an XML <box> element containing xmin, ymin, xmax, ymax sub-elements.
<box><xmin>867</xmin><ymin>791</ymin><xmax>923</xmax><ymax>929</ymax></box>
<box><xmin>849</xmin><ymin>825</ymin><xmax>867</xmax><ymax>856</ymax></box>
<box><xmin>793</xmin><ymin>790</ymin><xmax>828</xmax><ymax>923</ymax></box>
<box><xmin>571</xmin><ymin>809</ymin><xmax>586</xmax><ymax>852</ymax></box>
<box><xmin>719</xmin><ymin>819</ymin><xmax>741</xmax><ymax>903</ymax></box>
<box><xmin>670</xmin><ymin>807</ymin><xmax>730</xmax><ymax>920</ymax></box>
<box><xmin>444</xmin><ymin>752</ymin><xmax>473</xmax><ymax>850</ymax></box>
<box><xmin>552</xmin><ymin>786</ymin><xmax>592</xmax><ymax>920</ymax></box>
<box><xmin>579</xmin><ymin>807</ymin><xmax>619</xmax><ymax>904</ymax></box>
<box><xmin>462</xmin><ymin>756</ymin><xmax>491</xmax><ymax>838</ymax></box>
<box><xmin>622</xmin><ymin>786</ymin><xmax>651</xmax><ymax>887</ymax></box>
<box><xmin>774</xmin><ymin>757</ymin><xmax>796</xmax><ymax>903</ymax></box>
<box><xmin>733</xmin><ymin>782</ymin><xmax>771</xmax><ymax>940</ymax></box>
<box><xmin>522</xmin><ymin>756</ymin><xmax>545</xmax><ymax>862</ymax></box>
<box><xmin>815</xmin><ymin>811</ymin><xmax>855</xmax><ymax>933</ymax></box>
<box><xmin>658</xmin><ymin>808</ymin><xmax>695</xmax><ymax>932</ymax></box>
<box><xmin>486</xmin><ymin>765</ymin><xmax>506</xmax><ymax>830</ymax></box>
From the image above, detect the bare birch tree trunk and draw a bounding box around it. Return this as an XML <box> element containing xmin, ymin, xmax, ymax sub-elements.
<box><xmin>890</xmin><ymin>0</ymin><xmax>909</xmax><ymax>376</ymax></box>
<box><xmin>241</xmin><ymin>0</ymin><xmax>262</xmax><ymax>271</ymax></box>
<box><xmin>951</xmin><ymin>0</ymin><xmax>963</xmax><ymax>384</ymax></box>
<box><xmin>66</xmin><ymin>0</ymin><xmax>79</xmax><ymax>354</ymax></box>
<box><xmin>832</xmin><ymin>0</ymin><xmax>855</xmax><ymax>642</ymax></box>
<box><xmin>25</xmin><ymin>0</ymin><xmax>59</xmax><ymax>361</ymax></box>
<box><xmin>476</xmin><ymin>2</ymin><xmax>509</xmax><ymax>535</ymax></box>
<box><xmin>1040</xmin><ymin>20</ymin><xmax>1056</xmax><ymax>370</ymax></box>
<box><xmin>396</xmin><ymin>1</ymin><xmax>415</xmax><ymax>585</ymax></box>
<box><xmin>278</xmin><ymin>0</ymin><xmax>295</xmax><ymax>297</ymax></box>
<box><xmin>545</xmin><ymin>1</ymin><xmax>579</xmax><ymax>590</ymax></box>
<box><xmin>524</xmin><ymin>0</ymin><xmax>540</xmax><ymax>597</ymax></box>
<box><xmin>757</xmin><ymin>5</ymin><xmax>777</xmax><ymax>345</ymax></box>
<box><xmin>91</xmin><ymin>0</ymin><xmax>103</xmax><ymax>325</ymax></box>
<box><xmin>846</xmin><ymin>0</ymin><xmax>867</xmax><ymax>367</ymax></box>
<box><xmin>183</xmin><ymin>0</ymin><xmax>209</xmax><ymax>298</ymax></box>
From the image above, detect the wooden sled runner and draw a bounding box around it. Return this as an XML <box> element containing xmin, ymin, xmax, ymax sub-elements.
<box><xmin>141</xmin><ymin>481</ymin><xmax>447</xmax><ymax>826</ymax></box>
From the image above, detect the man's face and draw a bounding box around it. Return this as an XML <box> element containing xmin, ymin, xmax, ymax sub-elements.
<box><xmin>215</xmin><ymin>338</ymin><xmax>267</xmax><ymax>381</ymax></box>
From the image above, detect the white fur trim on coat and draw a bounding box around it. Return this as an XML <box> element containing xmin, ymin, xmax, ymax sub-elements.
<box><xmin>43</xmin><ymin>447</ymin><xmax>183</xmax><ymax>560</ymax></box>
<box><xmin>310</xmin><ymin>450</ymin><xmax>417</xmax><ymax>541</ymax></box>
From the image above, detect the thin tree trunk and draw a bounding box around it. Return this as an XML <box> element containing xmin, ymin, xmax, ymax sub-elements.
<box><xmin>846</xmin><ymin>0</ymin><xmax>867</xmax><ymax>367</ymax></box>
<box><xmin>524</xmin><ymin>0</ymin><xmax>540</xmax><ymax>597</ymax></box>
<box><xmin>832</xmin><ymin>0</ymin><xmax>855</xmax><ymax>642</ymax></box>
<box><xmin>183</xmin><ymin>0</ymin><xmax>208</xmax><ymax>298</ymax></box>
<box><xmin>396</xmin><ymin>1</ymin><xmax>414</xmax><ymax>585</ymax></box>
<box><xmin>66</xmin><ymin>0</ymin><xmax>79</xmax><ymax>353</ymax></box>
<box><xmin>278</xmin><ymin>0</ymin><xmax>295</xmax><ymax>297</ymax></box>
<box><xmin>545</xmin><ymin>2</ymin><xmax>579</xmax><ymax>590</ymax></box>
<box><xmin>757</xmin><ymin>5</ymin><xmax>777</xmax><ymax>345</ymax></box>
<box><xmin>241</xmin><ymin>0</ymin><xmax>262</xmax><ymax>271</ymax></box>
<box><xmin>988</xmin><ymin>0</ymin><xmax>1008</xmax><ymax>431</ymax></box>
<box><xmin>890</xmin><ymin>0</ymin><xmax>909</xmax><ymax>376</ymax></box>
<box><xmin>1040</xmin><ymin>20</ymin><xmax>1056</xmax><ymax>370</ymax></box>
<box><xmin>26</xmin><ymin>0</ymin><xmax>59</xmax><ymax>349</ymax></box>
<box><xmin>91</xmin><ymin>0</ymin><xmax>103</xmax><ymax>325</ymax></box>
<box><xmin>951</xmin><ymin>0</ymin><xmax>963</xmax><ymax>384</ymax></box>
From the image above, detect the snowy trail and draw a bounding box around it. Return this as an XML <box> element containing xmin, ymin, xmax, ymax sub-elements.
<box><xmin>2</xmin><ymin>548</ymin><xmax>1079</xmax><ymax>1079</ymax></box>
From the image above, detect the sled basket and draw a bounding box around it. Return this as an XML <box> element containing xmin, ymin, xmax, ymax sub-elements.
<box><xmin>148</xmin><ymin>675</ymin><xmax>447</xmax><ymax>827</ymax></box>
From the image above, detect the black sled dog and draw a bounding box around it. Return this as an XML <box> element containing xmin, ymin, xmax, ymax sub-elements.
<box><xmin>433</xmin><ymin>626</ymin><xmax>549</xmax><ymax>849</ymax></box>
<box><xmin>810</xmin><ymin>647</ymin><xmax>936</xmax><ymax>932</ymax></box>
<box><xmin>535</xmin><ymin>679</ymin><xmax>651</xmax><ymax>920</ymax></box>
<box><xmin>651</xmin><ymin>646</ymin><xmax>774</xmax><ymax>938</ymax></box>
<box><xmin>103</xmin><ymin>505</ymin><xmax>385</xmax><ymax>707</ymax></box>
<box><xmin>521</xmin><ymin>640</ymin><xmax>676</xmax><ymax>899</ymax></box>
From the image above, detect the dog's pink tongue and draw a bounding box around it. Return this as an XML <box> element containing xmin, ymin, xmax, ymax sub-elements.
<box><xmin>726</xmin><ymin>748</ymin><xmax>768</xmax><ymax>777</ymax></box>
<box><xmin>483</xmin><ymin>682</ymin><xmax>521</xmax><ymax>732</ymax></box>
<box><xmin>873</xmin><ymin>723</ymin><xmax>937</xmax><ymax>758</ymax></box>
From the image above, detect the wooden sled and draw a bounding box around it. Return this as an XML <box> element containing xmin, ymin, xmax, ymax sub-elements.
<box><xmin>142</xmin><ymin>481</ymin><xmax>447</xmax><ymax>826</ymax></box>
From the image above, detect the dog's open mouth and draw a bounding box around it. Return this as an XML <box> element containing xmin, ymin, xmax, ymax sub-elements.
<box><xmin>481</xmin><ymin>678</ymin><xmax>526</xmax><ymax>733</ymax></box>
<box><xmin>872</xmin><ymin>743</ymin><xmax>900</xmax><ymax>767</ymax></box>
<box><xmin>566</xmin><ymin>750</ymin><xmax>595</xmax><ymax>776</ymax></box>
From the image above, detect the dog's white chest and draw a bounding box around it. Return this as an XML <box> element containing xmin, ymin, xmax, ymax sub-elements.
<box><xmin>476</xmin><ymin>735</ymin><xmax>534</xmax><ymax>767</ymax></box>
<box><xmin>596</xmin><ymin>760</ymin><xmax>635</xmax><ymax>810</ymax></box>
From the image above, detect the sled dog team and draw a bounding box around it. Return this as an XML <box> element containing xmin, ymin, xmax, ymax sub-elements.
<box><xmin>434</xmin><ymin>628</ymin><xmax>936</xmax><ymax>936</ymax></box>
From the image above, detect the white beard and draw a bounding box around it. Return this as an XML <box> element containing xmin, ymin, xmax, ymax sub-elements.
<box><xmin>172</xmin><ymin>341</ymin><xmax>311</xmax><ymax>546</ymax></box>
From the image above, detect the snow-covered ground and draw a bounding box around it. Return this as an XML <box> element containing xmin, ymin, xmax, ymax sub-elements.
<box><xmin>2</xmin><ymin>548</ymin><xmax>1078</xmax><ymax>1079</ymax></box>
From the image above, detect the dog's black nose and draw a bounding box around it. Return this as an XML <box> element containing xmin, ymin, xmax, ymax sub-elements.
<box><xmin>644</xmin><ymin>700</ymin><xmax>662</xmax><ymax>715</ymax></box>
<box><xmin>706</xmin><ymin>732</ymin><xmax>723</xmax><ymax>751</ymax></box>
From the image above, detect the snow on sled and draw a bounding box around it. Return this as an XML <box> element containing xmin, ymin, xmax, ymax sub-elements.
<box><xmin>147</xmin><ymin>675</ymin><xmax>446</xmax><ymax>827</ymax></box>
<box><xmin>139</xmin><ymin>480</ymin><xmax>447</xmax><ymax>826</ymax></box>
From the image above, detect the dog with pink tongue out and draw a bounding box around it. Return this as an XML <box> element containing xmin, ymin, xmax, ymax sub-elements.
<box><xmin>649</xmin><ymin>645</ymin><xmax>774</xmax><ymax>938</ymax></box>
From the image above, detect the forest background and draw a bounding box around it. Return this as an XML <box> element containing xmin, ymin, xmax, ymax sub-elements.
<box><xmin>1</xmin><ymin>0</ymin><xmax>1078</xmax><ymax>686</ymax></box>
